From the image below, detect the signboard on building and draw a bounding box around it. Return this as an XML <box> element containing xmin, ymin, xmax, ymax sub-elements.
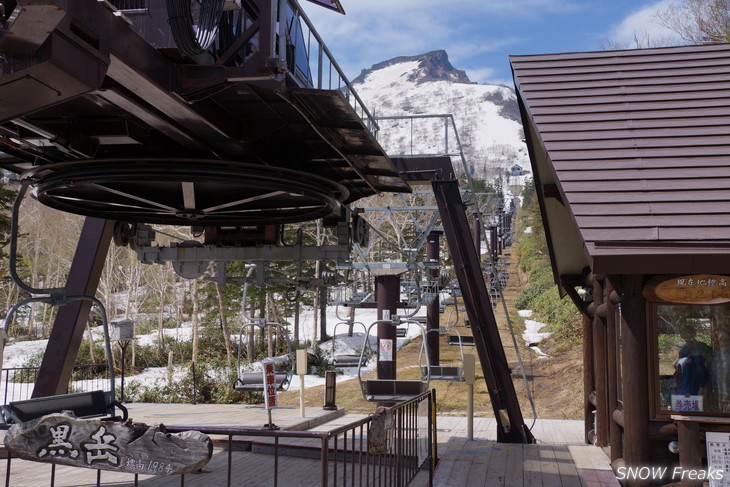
<box><xmin>263</xmin><ymin>360</ymin><xmax>278</xmax><ymax>410</ymax></box>
<box><xmin>4</xmin><ymin>413</ymin><xmax>212</xmax><ymax>475</ymax></box>
<box><xmin>646</xmin><ymin>274</ymin><xmax>730</xmax><ymax>304</ymax></box>
<box><xmin>671</xmin><ymin>394</ymin><xmax>704</xmax><ymax>412</ymax></box>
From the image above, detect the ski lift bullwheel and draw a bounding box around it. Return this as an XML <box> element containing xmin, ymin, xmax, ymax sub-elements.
<box><xmin>26</xmin><ymin>159</ymin><xmax>350</xmax><ymax>226</ymax></box>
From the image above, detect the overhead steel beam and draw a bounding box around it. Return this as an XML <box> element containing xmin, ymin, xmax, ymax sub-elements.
<box><xmin>135</xmin><ymin>243</ymin><xmax>350</xmax><ymax>264</ymax></box>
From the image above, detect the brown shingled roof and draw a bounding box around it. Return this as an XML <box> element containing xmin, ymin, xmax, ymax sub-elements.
<box><xmin>510</xmin><ymin>43</ymin><xmax>730</xmax><ymax>280</ymax></box>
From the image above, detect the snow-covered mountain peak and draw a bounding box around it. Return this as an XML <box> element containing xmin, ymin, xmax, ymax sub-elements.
<box><xmin>353</xmin><ymin>50</ymin><xmax>529</xmax><ymax>181</ymax></box>
<box><xmin>353</xmin><ymin>50</ymin><xmax>472</xmax><ymax>86</ymax></box>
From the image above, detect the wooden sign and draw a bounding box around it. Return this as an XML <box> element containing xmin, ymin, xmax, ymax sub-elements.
<box><xmin>4</xmin><ymin>413</ymin><xmax>212</xmax><ymax>475</ymax></box>
<box><xmin>645</xmin><ymin>275</ymin><xmax>730</xmax><ymax>304</ymax></box>
<box><xmin>263</xmin><ymin>360</ymin><xmax>278</xmax><ymax>410</ymax></box>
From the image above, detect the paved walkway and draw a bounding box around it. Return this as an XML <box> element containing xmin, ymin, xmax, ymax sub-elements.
<box><xmin>429</xmin><ymin>417</ymin><xmax>619</xmax><ymax>487</ymax></box>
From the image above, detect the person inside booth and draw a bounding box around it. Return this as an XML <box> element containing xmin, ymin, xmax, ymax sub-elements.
<box><xmin>674</xmin><ymin>325</ymin><xmax>712</xmax><ymax>396</ymax></box>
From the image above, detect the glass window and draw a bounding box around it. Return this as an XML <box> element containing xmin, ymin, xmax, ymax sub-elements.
<box><xmin>656</xmin><ymin>303</ymin><xmax>730</xmax><ymax>414</ymax></box>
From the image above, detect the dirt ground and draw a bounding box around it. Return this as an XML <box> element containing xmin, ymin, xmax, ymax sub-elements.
<box><xmin>278</xmin><ymin>251</ymin><xmax>584</xmax><ymax>422</ymax></box>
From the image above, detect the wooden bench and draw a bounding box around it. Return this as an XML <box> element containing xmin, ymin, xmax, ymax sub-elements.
<box><xmin>1</xmin><ymin>390</ymin><xmax>127</xmax><ymax>424</ymax></box>
<box><xmin>362</xmin><ymin>379</ymin><xmax>427</xmax><ymax>402</ymax></box>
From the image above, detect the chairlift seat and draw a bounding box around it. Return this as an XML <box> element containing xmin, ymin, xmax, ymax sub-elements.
<box><xmin>448</xmin><ymin>335</ymin><xmax>475</xmax><ymax>346</ymax></box>
<box><xmin>421</xmin><ymin>366</ymin><xmax>462</xmax><ymax>381</ymax></box>
<box><xmin>234</xmin><ymin>371</ymin><xmax>291</xmax><ymax>392</ymax></box>
<box><xmin>362</xmin><ymin>379</ymin><xmax>427</xmax><ymax>402</ymax></box>
<box><xmin>396</xmin><ymin>327</ymin><xmax>408</xmax><ymax>338</ymax></box>
<box><xmin>333</xmin><ymin>354</ymin><xmax>369</xmax><ymax>367</ymax></box>
<box><xmin>1</xmin><ymin>390</ymin><xmax>127</xmax><ymax>424</ymax></box>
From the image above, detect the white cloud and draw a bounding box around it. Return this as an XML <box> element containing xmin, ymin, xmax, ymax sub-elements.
<box><xmin>465</xmin><ymin>67</ymin><xmax>498</xmax><ymax>84</ymax></box>
<box><xmin>301</xmin><ymin>1</ymin><xmax>547</xmax><ymax>82</ymax></box>
<box><xmin>606</xmin><ymin>0</ymin><xmax>681</xmax><ymax>47</ymax></box>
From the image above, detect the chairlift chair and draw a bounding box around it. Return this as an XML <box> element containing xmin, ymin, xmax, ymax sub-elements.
<box><xmin>234</xmin><ymin>321</ymin><xmax>295</xmax><ymax>392</ymax></box>
<box><xmin>330</xmin><ymin>321</ymin><xmax>372</xmax><ymax>368</ymax></box>
<box><xmin>356</xmin><ymin>319</ymin><xmax>430</xmax><ymax>402</ymax></box>
<box><xmin>420</xmin><ymin>328</ymin><xmax>464</xmax><ymax>381</ymax></box>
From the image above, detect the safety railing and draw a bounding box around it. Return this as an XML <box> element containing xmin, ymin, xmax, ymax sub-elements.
<box><xmin>0</xmin><ymin>390</ymin><xmax>436</xmax><ymax>487</ymax></box>
<box><xmin>1</xmin><ymin>364</ymin><xmax>109</xmax><ymax>407</ymax></box>
<box><xmin>285</xmin><ymin>0</ymin><xmax>380</xmax><ymax>134</ymax></box>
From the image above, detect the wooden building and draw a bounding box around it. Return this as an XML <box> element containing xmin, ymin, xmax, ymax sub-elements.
<box><xmin>511</xmin><ymin>44</ymin><xmax>730</xmax><ymax>486</ymax></box>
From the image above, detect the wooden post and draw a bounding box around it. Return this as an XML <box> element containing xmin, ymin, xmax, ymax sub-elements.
<box><xmin>676</xmin><ymin>419</ymin><xmax>702</xmax><ymax>487</ymax></box>
<box><xmin>593</xmin><ymin>276</ymin><xmax>608</xmax><ymax>447</ymax></box>
<box><xmin>606</xmin><ymin>278</ymin><xmax>623</xmax><ymax>463</ymax></box>
<box><xmin>582</xmin><ymin>310</ymin><xmax>594</xmax><ymax>444</ymax></box>
<box><xmin>620</xmin><ymin>275</ymin><xmax>650</xmax><ymax>485</ymax></box>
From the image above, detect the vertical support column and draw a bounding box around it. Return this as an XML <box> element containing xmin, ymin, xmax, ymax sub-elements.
<box><xmin>426</xmin><ymin>232</ymin><xmax>441</xmax><ymax>366</ymax></box>
<box><xmin>33</xmin><ymin>218</ymin><xmax>114</xmax><ymax>397</ymax></box>
<box><xmin>593</xmin><ymin>275</ymin><xmax>609</xmax><ymax>447</ymax></box>
<box><xmin>582</xmin><ymin>310</ymin><xmax>595</xmax><ymax>444</ymax></box>
<box><xmin>620</xmin><ymin>274</ymin><xmax>650</xmax><ymax>485</ymax></box>
<box><xmin>490</xmin><ymin>226</ymin><xmax>498</xmax><ymax>264</ymax></box>
<box><xmin>376</xmin><ymin>274</ymin><xmax>399</xmax><ymax>380</ymax></box>
<box><xmin>606</xmin><ymin>279</ymin><xmax>623</xmax><ymax>464</ymax></box>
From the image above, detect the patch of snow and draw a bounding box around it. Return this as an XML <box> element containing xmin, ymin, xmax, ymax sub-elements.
<box><xmin>523</xmin><ymin>226</ymin><xmax>532</xmax><ymax>234</ymax></box>
<box><xmin>517</xmin><ymin>309</ymin><xmax>533</xmax><ymax>318</ymax></box>
<box><xmin>522</xmin><ymin>319</ymin><xmax>552</xmax><ymax>359</ymax></box>
<box><xmin>522</xmin><ymin>319</ymin><xmax>551</xmax><ymax>345</ymax></box>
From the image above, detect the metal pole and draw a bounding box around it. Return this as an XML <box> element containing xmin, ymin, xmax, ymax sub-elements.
<box><xmin>426</xmin><ymin>232</ymin><xmax>441</xmax><ymax>366</ymax></box>
<box><xmin>375</xmin><ymin>275</ymin><xmax>399</xmax><ymax>380</ymax></box>
<box><xmin>120</xmin><ymin>342</ymin><xmax>126</xmax><ymax>402</ymax></box>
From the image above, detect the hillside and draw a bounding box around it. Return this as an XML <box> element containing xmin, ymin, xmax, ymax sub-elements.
<box><xmin>352</xmin><ymin>50</ymin><xmax>529</xmax><ymax>180</ymax></box>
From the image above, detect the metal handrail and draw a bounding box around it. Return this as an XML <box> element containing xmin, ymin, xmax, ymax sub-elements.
<box><xmin>286</xmin><ymin>0</ymin><xmax>379</xmax><ymax>134</ymax></box>
<box><xmin>1</xmin><ymin>390</ymin><xmax>435</xmax><ymax>487</ymax></box>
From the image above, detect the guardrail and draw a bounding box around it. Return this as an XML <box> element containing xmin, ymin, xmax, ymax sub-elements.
<box><xmin>1</xmin><ymin>364</ymin><xmax>109</xmax><ymax>406</ymax></box>
<box><xmin>283</xmin><ymin>0</ymin><xmax>379</xmax><ymax>134</ymax></box>
<box><xmin>1</xmin><ymin>390</ymin><xmax>436</xmax><ymax>486</ymax></box>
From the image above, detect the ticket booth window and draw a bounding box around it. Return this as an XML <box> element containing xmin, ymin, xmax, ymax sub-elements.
<box><xmin>655</xmin><ymin>303</ymin><xmax>730</xmax><ymax>415</ymax></box>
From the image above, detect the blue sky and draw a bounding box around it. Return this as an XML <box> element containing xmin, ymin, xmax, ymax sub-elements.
<box><xmin>300</xmin><ymin>0</ymin><xmax>679</xmax><ymax>86</ymax></box>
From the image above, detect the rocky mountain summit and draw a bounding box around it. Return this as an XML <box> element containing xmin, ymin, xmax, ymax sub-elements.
<box><xmin>353</xmin><ymin>51</ymin><xmax>528</xmax><ymax>181</ymax></box>
<box><xmin>352</xmin><ymin>50</ymin><xmax>472</xmax><ymax>85</ymax></box>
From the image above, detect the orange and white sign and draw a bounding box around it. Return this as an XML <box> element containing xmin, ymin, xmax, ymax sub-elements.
<box><xmin>263</xmin><ymin>361</ymin><xmax>278</xmax><ymax>410</ymax></box>
<box><xmin>647</xmin><ymin>275</ymin><xmax>730</xmax><ymax>305</ymax></box>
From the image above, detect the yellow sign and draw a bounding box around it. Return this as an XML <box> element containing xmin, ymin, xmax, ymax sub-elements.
<box><xmin>652</xmin><ymin>274</ymin><xmax>730</xmax><ymax>304</ymax></box>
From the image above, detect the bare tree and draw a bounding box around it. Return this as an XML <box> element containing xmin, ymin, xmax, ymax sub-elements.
<box><xmin>655</xmin><ymin>0</ymin><xmax>730</xmax><ymax>44</ymax></box>
<box><xmin>215</xmin><ymin>283</ymin><xmax>234</xmax><ymax>363</ymax></box>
